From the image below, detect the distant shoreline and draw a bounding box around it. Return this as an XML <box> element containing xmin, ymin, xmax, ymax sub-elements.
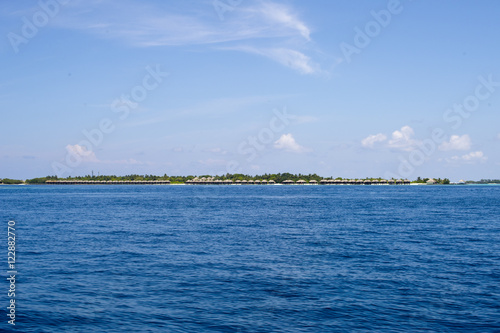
<box><xmin>4</xmin><ymin>182</ymin><xmax>499</xmax><ymax>186</ymax></box>
<box><xmin>2</xmin><ymin>183</ymin><xmax>499</xmax><ymax>186</ymax></box>
<box><xmin>2</xmin><ymin>174</ymin><xmax>498</xmax><ymax>185</ymax></box>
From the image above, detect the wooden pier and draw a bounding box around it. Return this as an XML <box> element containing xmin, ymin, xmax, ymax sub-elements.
<box><xmin>46</xmin><ymin>180</ymin><xmax>171</xmax><ymax>185</ymax></box>
<box><xmin>45</xmin><ymin>178</ymin><xmax>411</xmax><ymax>185</ymax></box>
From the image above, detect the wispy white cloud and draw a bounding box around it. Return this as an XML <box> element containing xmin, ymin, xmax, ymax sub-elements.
<box><xmin>51</xmin><ymin>0</ymin><xmax>321</xmax><ymax>74</ymax></box>
<box><xmin>226</xmin><ymin>46</ymin><xmax>320</xmax><ymax>74</ymax></box>
<box><xmin>448</xmin><ymin>151</ymin><xmax>487</xmax><ymax>163</ymax></box>
<box><xmin>205</xmin><ymin>148</ymin><xmax>227</xmax><ymax>155</ymax></box>
<box><xmin>438</xmin><ymin>134</ymin><xmax>471</xmax><ymax>151</ymax></box>
<box><xmin>54</xmin><ymin>1</ymin><xmax>224</xmax><ymax>46</ymax></box>
<box><xmin>255</xmin><ymin>2</ymin><xmax>311</xmax><ymax>40</ymax></box>
<box><xmin>198</xmin><ymin>158</ymin><xmax>227</xmax><ymax>166</ymax></box>
<box><xmin>290</xmin><ymin>115</ymin><xmax>319</xmax><ymax>124</ymax></box>
<box><xmin>123</xmin><ymin>94</ymin><xmax>287</xmax><ymax>128</ymax></box>
<box><xmin>361</xmin><ymin>133</ymin><xmax>387</xmax><ymax>148</ymax></box>
<box><xmin>54</xmin><ymin>1</ymin><xmax>313</xmax><ymax>45</ymax></box>
<box><xmin>274</xmin><ymin>133</ymin><xmax>309</xmax><ymax>152</ymax></box>
<box><xmin>104</xmin><ymin>158</ymin><xmax>146</xmax><ymax>165</ymax></box>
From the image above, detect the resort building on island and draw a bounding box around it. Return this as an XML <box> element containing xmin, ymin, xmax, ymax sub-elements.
<box><xmin>44</xmin><ymin>178</ymin><xmax>413</xmax><ymax>186</ymax></box>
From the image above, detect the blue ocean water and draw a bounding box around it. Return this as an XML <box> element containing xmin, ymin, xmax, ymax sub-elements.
<box><xmin>1</xmin><ymin>185</ymin><xmax>499</xmax><ymax>332</ymax></box>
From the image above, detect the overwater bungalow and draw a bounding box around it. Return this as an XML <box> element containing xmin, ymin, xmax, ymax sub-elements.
<box><xmin>45</xmin><ymin>177</ymin><xmax>416</xmax><ymax>186</ymax></box>
<box><xmin>46</xmin><ymin>179</ymin><xmax>172</xmax><ymax>185</ymax></box>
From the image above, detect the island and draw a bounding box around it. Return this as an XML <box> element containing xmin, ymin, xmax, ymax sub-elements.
<box><xmin>1</xmin><ymin>174</ymin><xmax>487</xmax><ymax>185</ymax></box>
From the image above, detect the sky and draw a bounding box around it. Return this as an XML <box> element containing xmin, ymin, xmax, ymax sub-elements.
<box><xmin>1</xmin><ymin>0</ymin><xmax>499</xmax><ymax>181</ymax></box>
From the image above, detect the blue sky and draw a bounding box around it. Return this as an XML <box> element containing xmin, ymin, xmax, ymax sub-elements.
<box><xmin>1</xmin><ymin>0</ymin><xmax>499</xmax><ymax>181</ymax></box>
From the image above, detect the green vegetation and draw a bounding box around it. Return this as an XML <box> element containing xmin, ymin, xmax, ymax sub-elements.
<box><xmin>441</xmin><ymin>178</ymin><xmax>451</xmax><ymax>185</ymax></box>
<box><xmin>25</xmin><ymin>173</ymin><xmax>326</xmax><ymax>184</ymax></box>
<box><xmin>24</xmin><ymin>176</ymin><xmax>58</xmax><ymax>184</ymax></box>
<box><xmin>466</xmin><ymin>179</ymin><xmax>500</xmax><ymax>184</ymax></box>
<box><xmin>216</xmin><ymin>173</ymin><xmax>323</xmax><ymax>183</ymax></box>
<box><xmin>412</xmin><ymin>177</ymin><xmax>450</xmax><ymax>184</ymax></box>
<box><xmin>15</xmin><ymin>174</ymin><xmax>476</xmax><ymax>185</ymax></box>
<box><xmin>0</xmin><ymin>178</ymin><xmax>24</xmax><ymax>184</ymax></box>
<box><xmin>412</xmin><ymin>177</ymin><xmax>429</xmax><ymax>183</ymax></box>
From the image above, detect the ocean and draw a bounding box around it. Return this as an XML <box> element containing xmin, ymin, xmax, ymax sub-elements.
<box><xmin>1</xmin><ymin>185</ymin><xmax>499</xmax><ymax>332</ymax></box>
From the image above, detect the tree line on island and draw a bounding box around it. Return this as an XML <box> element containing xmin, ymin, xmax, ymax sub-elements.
<box><xmin>3</xmin><ymin>174</ymin><xmax>495</xmax><ymax>185</ymax></box>
<box><xmin>413</xmin><ymin>177</ymin><xmax>450</xmax><ymax>185</ymax></box>
<box><xmin>22</xmin><ymin>173</ymin><xmax>334</xmax><ymax>184</ymax></box>
<box><xmin>0</xmin><ymin>178</ymin><xmax>24</xmax><ymax>184</ymax></box>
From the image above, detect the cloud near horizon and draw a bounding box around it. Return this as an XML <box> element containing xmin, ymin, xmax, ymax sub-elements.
<box><xmin>361</xmin><ymin>126</ymin><xmax>418</xmax><ymax>151</ymax></box>
<box><xmin>66</xmin><ymin>144</ymin><xmax>99</xmax><ymax>163</ymax></box>
<box><xmin>438</xmin><ymin>134</ymin><xmax>471</xmax><ymax>151</ymax></box>
<box><xmin>448</xmin><ymin>151</ymin><xmax>487</xmax><ymax>163</ymax></box>
<box><xmin>362</xmin><ymin>128</ymin><xmax>481</xmax><ymax>163</ymax></box>
<box><xmin>65</xmin><ymin>144</ymin><xmax>145</xmax><ymax>165</ymax></box>
<box><xmin>387</xmin><ymin>126</ymin><xmax>418</xmax><ymax>151</ymax></box>
<box><xmin>274</xmin><ymin>133</ymin><xmax>309</xmax><ymax>152</ymax></box>
<box><xmin>361</xmin><ymin>133</ymin><xmax>387</xmax><ymax>148</ymax></box>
